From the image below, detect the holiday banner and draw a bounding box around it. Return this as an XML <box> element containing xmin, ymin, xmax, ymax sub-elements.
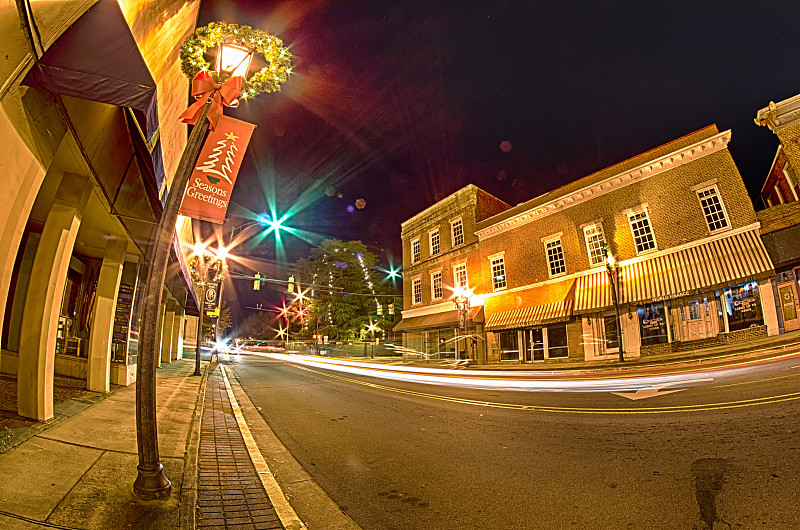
<box><xmin>179</xmin><ymin>115</ymin><xmax>256</xmax><ymax>223</ymax></box>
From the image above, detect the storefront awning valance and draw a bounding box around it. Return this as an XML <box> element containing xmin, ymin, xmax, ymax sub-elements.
<box><xmin>485</xmin><ymin>300</ymin><xmax>573</xmax><ymax>331</ymax></box>
<box><xmin>394</xmin><ymin>306</ymin><xmax>484</xmax><ymax>332</ymax></box>
<box><xmin>575</xmin><ymin>228</ymin><xmax>774</xmax><ymax>312</ymax></box>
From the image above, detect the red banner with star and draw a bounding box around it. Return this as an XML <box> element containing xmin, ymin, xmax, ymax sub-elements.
<box><xmin>179</xmin><ymin>115</ymin><xmax>256</xmax><ymax>223</ymax></box>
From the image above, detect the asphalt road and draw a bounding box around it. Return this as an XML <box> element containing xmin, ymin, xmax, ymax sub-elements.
<box><xmin>225</xmin><ymin>353</ymin><xmax>800</xmax><ymax>529</ymax></box>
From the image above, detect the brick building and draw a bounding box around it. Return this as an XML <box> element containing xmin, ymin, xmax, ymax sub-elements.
<box><xmin>755</xmin><ymin>94</ymin><xmax>800</xmax><ymax>333</ymax></box>
<box><xmin>397</xmin><ymin>125</ymin><xmax>777</xmax><ymax>364</ymax></box>
<box><xmin>395</xmin><ymin>185</ymin><xmax>509</xmax><ymax>363</ymax></box>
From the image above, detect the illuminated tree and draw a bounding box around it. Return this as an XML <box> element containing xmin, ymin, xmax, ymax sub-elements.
<box><xmin>293</xmin><ymin>240</ymin><xmax>390</xmax><ymax>341</ymax></box>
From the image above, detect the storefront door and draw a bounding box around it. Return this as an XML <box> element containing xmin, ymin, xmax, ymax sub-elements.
<box><xmin>527</xmin><ymin>328</ymin><xmax>545</xmax><ymax>361</ymax></box>
<box><xmin>778</xmin><ymin>282</ymin><xmax>800</xmax><ymax>332</ymax></box>
<box><xmin>680</xmin><ymin>297</ymin><xmax>713</xmax><ymax>341</ymax></box>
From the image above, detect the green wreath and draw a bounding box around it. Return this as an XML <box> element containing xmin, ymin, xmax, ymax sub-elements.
<box><xmin>189</xmin><ymin>254</ymin><xmax>225</xmax><ymax>286</ymax></box>
<box><xmin>180</xmin><ymin>21</ymin><xmax>292</xmax><ymax>99</ymax></box>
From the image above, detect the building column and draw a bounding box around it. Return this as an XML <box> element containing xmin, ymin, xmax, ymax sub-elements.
<box><xmin>160</xmin><ymin>301</ymin><xmax>175</xmax><ymax>364</ymax></box>
<box><xmin>18</xmin><ymin>173</ymin><xmax>92</xmax><ymax>421</ymax></box>
<box><xmin>86</xmin><ymin>237</ymin><xmax>127</xmax><ymax>393</ymax></box>
<box><xmin>171</xmin><ymin>307</ymin><xmax>184</xmax><ymax>360</ymax></box>
<box><xmin>759</xmin><ymin>279</ymin><xmax>780</xmax><ymax>336</ymax></box>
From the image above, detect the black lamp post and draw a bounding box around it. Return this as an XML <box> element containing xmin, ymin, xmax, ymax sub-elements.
<box><xmin>190</xmin><ymin>245</ymin><xmax>225</xmax><ymax>375</ymax></box>
<box><xmin>604</xmin><ymin>248</ymin><xmax>625</xmax><ymax>362</ymax></box>
<box><xmin>452</xmin><ymin>286</ymin><xmax>472</xmax><ymax>360</ymax></box>
<box><xmin>133</xmin><ymin>22</ymin><xmax>291</xmax><ymax>499</ymax></box>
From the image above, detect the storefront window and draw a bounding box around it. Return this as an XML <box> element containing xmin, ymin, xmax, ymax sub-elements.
<box><xmin>546</xmin><ymin>324</ymin><xmax>568</xmax><ymax>358</ymax></box>
<box><xmin>498</xmin><ymin>330</ymin><xmax>519</xmax><ymax>361</ymax></box>
<box><xmin>638</xmin><ymin>302</ymin><xmax>668</xmax><ymax>345</ymax></box>
<box><xmin>723</xmin><ymin>281</ymin><xmax>764</xmax><ymax>331</ymax></box>
<box><xmin>438</xmin><ymin>328</ymin><xmax>455</xmax><ymax>358</ymax></box>
<box><xmin>405</xmin><ymin>332</ymin><xmax>423</xmax><ymax>357</ymax></box>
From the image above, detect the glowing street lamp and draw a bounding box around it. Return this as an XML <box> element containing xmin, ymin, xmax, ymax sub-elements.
<box><xmin>604</xmin><ymin>246</ymin><xmax>625</xmax><ymax>362</ymax></box>
<box><xmin>452</xmin><ymin>285</ymin><xmax>473</xmax><ymax>361</ymax></box>
<box><xmin>216</xmin><ymin>43</ymin><xmax>253</xmax><ymax>78</ymax></box>
<box><xmin>134</xmin><ymin>22</ymin><xmax>290</xmax><ymax>499</ymax></box>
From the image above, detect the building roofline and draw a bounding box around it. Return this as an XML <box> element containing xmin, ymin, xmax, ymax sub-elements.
<box><xmin>477</xmin><ymin>127</ymin><xmax>731</xmax><ymax>240</ymax></box>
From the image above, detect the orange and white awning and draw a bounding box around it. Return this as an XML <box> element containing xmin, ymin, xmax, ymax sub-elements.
<box><xmin>485</xmin><ymin>300</ymin><xmax>573</xmax><ymax>331</ymax></box>
<box><xmin>574</xmin><ymin>228</ymin><xmax>774</xmax><ymax>312</ymax></box>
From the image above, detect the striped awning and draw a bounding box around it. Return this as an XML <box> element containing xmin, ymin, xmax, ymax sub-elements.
<box><xmin>485</xmin><ymin>300</ymin><xmax>573</xmax><ymax>331</ymax></box>
<box><xmin>574</xmin><ymin>228</ymin><xmax>774</xmax><ymax>312</ymax></box>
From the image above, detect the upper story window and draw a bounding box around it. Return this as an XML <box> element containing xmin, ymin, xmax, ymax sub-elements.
<box><xmin>429</xmin><ymin>229</ymin><xmax>440</xmax><ymax>256</ymax></box>
<box><xmin>583</xmin><ymin>224</ymin><xmax>607</xmax><ymax>267</ymax></box>
<box><xmin>431</xmin><ymin>271</ymin><xmax>443</xmax><ymax>300</ymax></box>
<box><xmin>453</xmin><ymin>263</ymin><xmax>468</xmax><ymax>290</ymax></box>
<box><xmin>696</xmin><ymin>186</ymin><xmax>729</xmax><ymax>232</ymax></box>
<box><xmin>545</xmin><ymin>238</ymin><xmax>566</xmax><ymax>277</ymax></box>
<box><xmin>412</xmin><ymin>277</ymin><xmax>422</xmax><ymax>305</ymax></box>
<box><xmin>490</xmin><ymin>255</ymin><xmax>507</xmax><ymax>291</ymax></box>
<box><xmin>628</xmin><ymin>209</ymin><xmax>656</xmax><ymax>254</ymax></box>
<box><xmin>411</xmin><ymin>238</ymin><xmax>420</xmax><ymax>264</ymax></box>
<box><xmin>451</xmin><ymin>218</ymin><xmax>464</xmax><ymax>247</ymax></box>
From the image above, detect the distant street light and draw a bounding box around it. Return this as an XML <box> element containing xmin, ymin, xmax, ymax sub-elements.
<box><xmin>605</xmin><ymin>247</ymin><xmax>625</xmax><ymax>362</ymax></box>
<box><xmin>134</xmin><ymin>21</ymin><xmax>290</xmax><ymax>498</ymax></box>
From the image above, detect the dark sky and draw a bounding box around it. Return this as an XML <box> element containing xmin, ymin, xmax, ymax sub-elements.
<box><xmin>196</xmin><ymin>0</ymin><xmax>800</xmax><ymax>318</ymax></box>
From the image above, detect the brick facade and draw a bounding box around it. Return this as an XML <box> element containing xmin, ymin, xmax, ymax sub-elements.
<box><xmin>397</xmin><ymin>126</ymin><xmax>775</xmax><ymax>364</ymax></box>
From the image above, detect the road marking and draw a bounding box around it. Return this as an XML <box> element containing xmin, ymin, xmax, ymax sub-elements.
<box><xmin>292</xmin><ymin>364</ymin><xmax>800</xmax><ymax>415</ymax></box>
<box><xmin>611</xmin><ymin>379</ymin><xmax>713</xmax><ymax>400</ymax></box>
<box><xmin>219</xmin><ymin>365</ymin><xmax>306</xmax><ymax>529</ymax></box>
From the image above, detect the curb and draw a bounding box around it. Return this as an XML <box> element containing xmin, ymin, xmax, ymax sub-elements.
<box><xmin>178</xmin><ymin>361</ymin><xmax>213</xmax><ymax>530</ymax></box>
<box><xmin>224</xmin><ymin>363</ymin><xmax>361</xmax><ymax>530</ymax></box>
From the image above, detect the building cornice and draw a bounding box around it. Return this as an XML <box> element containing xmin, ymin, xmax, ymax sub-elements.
<box><xmin>401</xmin><ymin>185</ymin><xmax>478</xmax><ymax>232</ymax></box>
<box><xmin>477</xmin><ymin>130</ymin><xmax>732</xmax><ymax>241</ymax></box>
<box><xmin>755</xmin><ymin>94</ymin><xmax>800</xmax><ymax>132</ymax></box>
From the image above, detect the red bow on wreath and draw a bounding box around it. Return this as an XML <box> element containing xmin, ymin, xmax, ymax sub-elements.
<box><xmin>179</xmin><ymin>70</ymin><xmax>242</xmax><ymax>130</ymax></box>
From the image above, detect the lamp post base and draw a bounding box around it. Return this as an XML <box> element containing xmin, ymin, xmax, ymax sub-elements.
<box><xmin>133</xmin><ymin>463</ymin><xmax>172</xmax><ymax>499</ymax></box>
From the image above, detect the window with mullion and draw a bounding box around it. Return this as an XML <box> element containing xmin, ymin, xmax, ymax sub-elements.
<box><xmin>451</xmin><ymin>218</ymin><xmax>464</xmax><ymax>247</ymax></box>
<box><xmin>411</xmin><ymin>239</ymin><xmax>420</xmax><ymax>264</ymax></box>
<box><xmin>431</xmin><ymin>271</ymin><xmax>443</xmax><ymax>300</ymax></box>
<box><xmin>412</xmin><ymin>277</ymin><xmax>422</xmax><ymax>305</ymax></box>
<box><xmin>697</xmin><ymin>187</ymin><xmax>729</xmax><ymax>232</ymax></box>
<box><xmin>584</xmin><ymin>225</ymin><xmax>606</xmax><ymax>266</ymax></box>
<box><xmin>429</xmin><ymin>229</ymin><xmax>440</xmax><ymax>256</ymax></box>
<box><xmin>453</xmin><ymin>263</ymin><xmax>468</xmax><ymax>289</ymax></box>
<box><xmin>490</xmin><ymin>256</ymin><xmax>506</xmax><ymax>291</ymax></box>
<box><xmin>545</xmin><ymin>239</ymin><xmax>566</xmax><ymax>276</ymax></box>
<box><xmin>628</xmin><ymin>210</ymin><xmax>656</xmax><ymax>253</ymax></box>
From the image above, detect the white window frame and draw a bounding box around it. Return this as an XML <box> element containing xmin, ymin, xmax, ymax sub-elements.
<box><xmin>411</xmin><ymin>276</ymin><xmax>422</xmax><ymax>305</ymax></box>
<box><xmin>453</xmin><ymin>262</ymin><xmax>468</xmax><ymax>290</ymax></box>
<box><xmin>429</xmin><ymin>228</ymin><xmax>440</xmax><ymax>256</ymax></box>
<box><xmin>543</xmin><ymin>235</ymin><xmax>566</xmax><ymax>277</ymax></box>
<box><xmin>411</xmin><ymin>238</ymin><xmax>420</xmax><ymax>264</ymax></box>
<box><xmin>583</xmin><ymin>223</ymin><xmax>607</xmax><ymax>267</ymax></box>
<box><xmin>489</xmin><ymin>253</ymin><xmax>507</xmax><ymax>291</ymax></box>
<box><xmin>626</xmin><ymin>207</ymin><xmax>657</xmax><ymax>254</ymax></box>
<box><xmin>694</xmin><ymin>184</ymin><xmax>730</xmax><ymax>233</ymax></box>
<box><xmin>783</xmin><ymin>167</ymin><xmax>800</xmax><ymax>201</ymax></box>
<box><xmin>450</xmin><ymin>217</ymin><xmax>464</xmax><ymax>247</ymax></box>
<box><xmin>430</xmin><ymin>270</ymin><xmax>443</xmax><ymax>300</ymax></box>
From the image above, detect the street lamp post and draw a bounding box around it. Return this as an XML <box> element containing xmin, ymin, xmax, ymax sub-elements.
<box><xmin>605</xmin><ymin>249</ymin><xmax>625</xmax><ymax>362</ymax></box>
<box><xmin>190</xmin><ymin>245</ymin><xmax>225</xmax><ymax>375</ymax></box>
<box><xmin>134</xmin><ymin>22</ymin><xmax>290</xmax><ymax>498</ymax></box>
<box><xmin>452</xmin><ymin>286</ymin><xmax>472</xmax><ymax>361</ymax></box>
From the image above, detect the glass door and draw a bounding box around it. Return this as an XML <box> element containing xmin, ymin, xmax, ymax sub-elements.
<box><xmin>528</xmin><ymin>328</ymin><xmax>545</xmax><ymax>361</ymax></box>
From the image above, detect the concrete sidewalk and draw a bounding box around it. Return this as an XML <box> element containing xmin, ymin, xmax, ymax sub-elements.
<box><xmin>0</xmin><ymin>359</ymin><xmax>202</xmax><ymax>529</ymax></box>
<box><xmin>0</xmin><ymin>357</ymin><xmax>359</xmax><ymax>530</ymax></box>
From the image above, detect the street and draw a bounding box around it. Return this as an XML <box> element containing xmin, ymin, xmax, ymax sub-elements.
<box><xmin>223</xmin><ymin>351</ymin><xmax>800</xmax><ymax>529</ymax></box>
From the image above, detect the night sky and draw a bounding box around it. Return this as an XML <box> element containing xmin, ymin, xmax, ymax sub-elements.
<box><xmin>195</xmin><ymin>0</ymin><xmax>800</xmax><ymax>319</ymax></box>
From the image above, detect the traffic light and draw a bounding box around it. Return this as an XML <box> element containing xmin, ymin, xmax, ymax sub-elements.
<box><xmin>253</xmin><ymin>272</ymin><xmax>261</xmax><ymax>290</ymax></box>
<box><xmin>388</xmin><ymin>303</ymin><xmax>394</xmax><ymax>316</ymax></box>
<box><xmin>288</xmin><ymin>275</ymin><xmax>295</xmax><ymax>293</ymax></box>
<box><xmin>376</xmin><ymin>303</ymin><xmax>383</xmax><ymax>316</ymax></box>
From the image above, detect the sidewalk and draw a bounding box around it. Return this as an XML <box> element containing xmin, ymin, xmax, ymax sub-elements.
<box><xmin>0</xmin><ymin>357</ymin><xmax>359</xmax><ymax>530</ymax></box>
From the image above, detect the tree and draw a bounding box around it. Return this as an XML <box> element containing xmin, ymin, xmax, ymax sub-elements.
<box><xmin>238</xmin><ymin>311</ymin><xmax>275</xmax><ymax>340</ymax></box>
<box><xmin>293</xmin><ymin>239</ymin><xmax>391</xmax><ymax>341</ymax></box>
